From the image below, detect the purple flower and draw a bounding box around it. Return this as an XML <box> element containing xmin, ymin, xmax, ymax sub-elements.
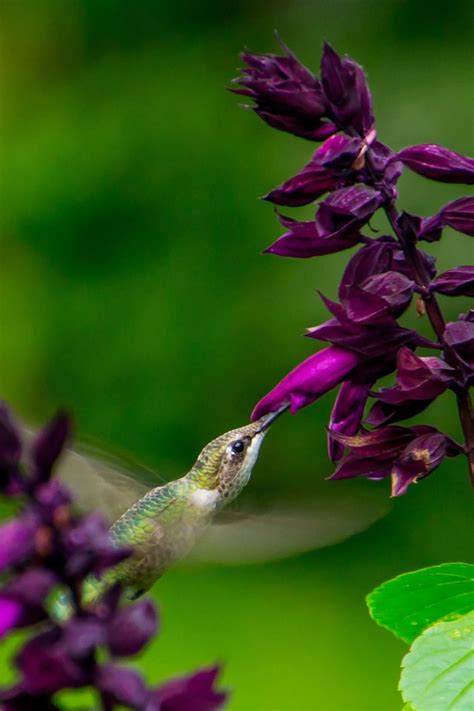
<box><xmin>432</xmin><ymin>266</ymin><xmax>474</xmax><ymax>297</ymax></box>
<box><xmin>418</xmin><ymin>196</ymin><xmax>474</xmax><ymax>241</ymax></box>
<box><xmin>0</xmin><ymin>512</ymin><xmax>41</xmax><ymax>573</ymax></box>
<box><xmin>263</xmin><ymin>134</ymin><xmax>362</xmax><ymax>207</ymax></box>
<box><xmin>152</xmin><ymin>665</ymin><xmax>228</xmax><ymax>711</ymax></box>
<box><xmin>29</xmin><ymin>412</ymin><xmax>71</xmax><ymax>488</ymax></box>
<box><xmin>264</xmin><ymin>213</ymin><xmax>362</xmax><ymax>258</ymax></box>
<box><xmin>328</xmin><ymin>381</ymin><xmax>371</xmax><ymax>461</ymax></box>
<box><xmin>329</xmin><ymin>425</ymin><xmax>461</xmax><ymax>494</ymax></box>
<box><xmin>0</xmin><ymin>405</ymin><xmax>23</xmax><ymax>494</ymax></box>
<box><xmin>252</xmin><ymin>346</ymin><xmax>360</xmax><ymax>418</ymax></box>
<box><xmin>0</xmin><ymin>569</ymin><xmax>57</xmax><ymax>638</ymax></box>
<box><xmin>232</xmin><ymin>41</ymin><xmax>335</xmax><ymax>141</ymax></box>
<box><xmin>320</xmin><ymin>42</ymin><xmax>374</xmax><ymax>135</ymax></box>
<box><xmin>396</xmin><ymin>144</ymin><xmax>474</xmax><ymax>184</ymax></box>
<box><xmin>107</xmin><ymin>599</ymin><xmax>158</xmax><ymax>657</ymax></box>
<box><xmin>96</xmin><ymin>664</ymin><xmax>150</xmax><ymax>710</ymax></box>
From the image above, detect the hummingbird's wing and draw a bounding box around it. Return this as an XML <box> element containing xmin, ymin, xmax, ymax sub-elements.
<box><xmin>185</xmin><ymin>491</ymin><xmax>390</xmax><ymax>565</ymax></box>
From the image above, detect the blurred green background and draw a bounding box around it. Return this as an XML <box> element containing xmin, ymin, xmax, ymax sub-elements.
<box><xmin>0</xmin><ymin>1</ymin><xmax>473</xmax><ymax>709</ymax></box>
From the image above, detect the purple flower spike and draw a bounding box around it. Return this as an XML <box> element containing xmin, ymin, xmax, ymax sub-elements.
<box><xmin>320</xmin><ymin>42</ymin><xmax>374</xmax><ymax>135</ymax></box>
<box><xmin>153</xmin><ymin>665</ymin><xmax>228</xmax><ymax>711</ymax></box>
<box><xmin>419</xmin><ymin>196</ymin><xmax>474</xmax><ymax>241</ymax></box>
<box><xmin>328</xmin><ymin>381</ymin><xmax>371</xmax><ymax>461</ymax></box>
<box><xmin>263</xmin><ymin>134</ymin><xmax>362</xmax><ymax>207</ymax></box>
<box><xmin>107</xmin><ymin>599</ymin><xmax>158</xmax><ymax>657</ymax></box>
<box><xmin>252</xmin><ymin>346</ymin><xmax>360</xmax><ymax>418</ymax></box>
<box><xmin>232</xmin><ymin>43</ymin><xmax>336</xmax><ymax>141</ymax></box>
<box><xmin>396</xmin><ymin>144</ymin><xmax>474</xmax><ymax>184</ymax></box>
<box><xmin>432</xmin><ymin>266</ymin><xmax>474</xmax><ymax>297</ymax></box>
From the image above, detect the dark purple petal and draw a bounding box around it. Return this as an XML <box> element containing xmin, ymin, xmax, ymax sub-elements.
<box><xmin>0</xmin><ymin>687</ymin><xmax>60</xmax><ymax>711</ymax></box>
<box><xmin>443</xmin><ymin>312</ymin><xmax>474</xmax><ymax>383</ymax></box>
<box><xmin>0</xmin><ymin>405</ymin><xmax>22</xmax><ymax>469</ymax></box>
<box><xmin>419</xmin><ymin>197</ymin><xmax>474</xmax><ymax>241</ymax></box>
<box><xmin>366</xmin><ymin>398</ymin><xmax>434</xmax><ymax>427</ymax></box>
<box><xmin>330</xmin><ymin>454</ymin><xmax>392</xmax><ymax>480</ymax></box>
<box><xmin>0</xmin><ymin>513</ymin><xmax>40</xmax><ymax>572</ymax></box>
<box><xmin>379</xmin><ymin>348</ymin><xmax>453</xmax><ymax>401</ymax></box>
<box><xmin>153</xmin><ymin>665</ymin><xmax>228</xmax><ymax>711</ymax></box>
<box><xmin>96</xmin><ymin>664</ymin><xmax>150</xmax><ymax>710</ymax></box>
<box><xmin>320</xmin><ymin>42</ymin><xmax>374</xmax><ymax>134</ymax></box>
<box><xmin>391</xmin><ymin>433</ymin><xmax>448</xmax><ymax>496</ymax></box>
<box><xmin>329</xmin><ymin>425</ymin><xmax>416</xmax><ymax>460</ymax></box>
<box><xmin>432</xmin><ymin>266</ymin><xmax>474</xmax><ymax>297</ymax></box>
<box><xmin>316</xmin><ymin>185</ymin><xmax>383</xmax><ymax>235</ymax></box>
<box><xmin>16</xmin><ymin>628</ymin><xmax>88</xmax><ymax>694</ymax></box>
<box><xmin>254</xmin><ymin>110</ymin><xmax>337</xmax><ymax>141</ymax></box>
<box><xmin>343</xmin><ymin>271</ymin><xmax>415</xmax><ymax>323</ymax></box>
<box><xmin>265</xmin><ymin>213</ymin><xmax>361</xmax><ymax>258</ymax></box>
<box><xmin>263</xmin><ymin>135</ymin><xmax>361</xmax><ymax>207</ymax></box>
<box><xmin>31</xmin><ymin>412</ymin><xmax>71</xmax><ymax>486</ymax></box>
<box><xmin>0</xmin><ymin>569</ymin><xmax>57</xmax><ymax>638</ymax></box>
<box><xmin>396</xmin><ymin>144</ymin><xmax>474</xmax><ymax>184</ymax></box>
<box><xmin>328</xmin><ymin>381</ymin><xmax>370</xmax><ymax>461</ymax></box>
<box><xmin>62</xmin><ymin>618</ymin><xmax>105</xmax><ymax>658</ymax></box>
<box><xmin>107</xmin><ymin>599</ymin><xmax>158</xmax><ymax>657</ymax></box>
<box><xmin>252</xmin><ymin>346</ymin><xmax>360</xmax><ymax>419</ymax></box>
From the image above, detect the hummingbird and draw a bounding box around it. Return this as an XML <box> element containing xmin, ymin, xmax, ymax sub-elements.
<box><xmin>56</xmin><ymin>407</ymin><xmax>288</xmax><ymax>607</ymax></box>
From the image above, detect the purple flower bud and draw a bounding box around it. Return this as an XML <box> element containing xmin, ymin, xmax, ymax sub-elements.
<box><xmin>419</xmin><ymin>196</ymin><xmax>474</xmax><ymax>241</ymax></box>
<box><xmin>0</xmin><ymin>512</ymin><xmax>40</xmax><ymax>572</ymax></box>
<box><xmin>263</xmin><ymin>134</ymin><xmax>361</xmax><ymax>207</ymax></box>
<box><xmin>62</xmin><ymin>618</ymin><xmax>105</xmax><ymax>659</ymax></box>
<box><xmin>391</xmin><ymin>433</ymin><xmax>448</xmax><ymax>496</ymax></box>
<box><xmin>377</xmin><ymin>348</ymin><xmax>453</xmax><ymax>402</ymax></box>
<box><xmin>232</xmin><ymin>43</ymin><xmax>335</xmax><ymax>141</ymax></box>
<box><xmin>317</xmin><ymin>185</ymin><xmax>383</xmax><ymax>235</ymax></box>
<box><xmin>152</xmin><ymin>665</ymin><xmax>228</xmax><ymax>711</ymax></box>
<box><xmin>328</xmin><ymin>381</ymin><xmax>371</xmax><ymax>461</ymax></box>
<box><xmin>265</xmin><ymin>213</ymin><xmax>362</xmax><ymax>258</ymax></box>
<box><xmin>365</xmin><ymin>398</ymin><xmax>432</xmax><ymax>428</ymax></box>
<box><xmin>0</xmin><ymin>569</ymin><xmax>57</xmax><ymax>638</ymax></box>
<box><xmin>432</xmin><ymin>266</ymin><xmax>474</xmax><ymax>297</ymax></box>
<box><xmin>96</xmin><ymin>664</ymin><xmax>150</xmax><ymax>710</ymax></box>
<box><xmin>252</xmin><ymin>346</ymin><xmax>360</xmax><ymax>418</ymax></box>
<box><xmin>443</xmin><ymin>312</ymin><xmax>474</xmax><ymax>384</ymax></box>
<box><xmin>0</xmin><ymin>405</ymin><xmax>23</xmax><ymax>495</ymax></box>
<box><xmin>16</xmin><ymin>628</ymin><xmax>88</xmax><ymax>694</ymax></box>
<box><xmin>396</xmin><ymin>144</ymin><xmax>474</xmax><ymax>184</ymax></box>
<box><xmin>30</xmin><ymin>412</ymin><xmax>71</xmax><ymax>487</ymax></box>
<box><xmin>107</xmin><ymin>599</ymin><xmax>158</xmax><ymax>657</ymax></box>
<box><xmin>343</xmin><ymin>271</ymin><xmax>415</xmax><ymax>324</ymax></box>
<box><xmin>320</xmin><ymin>42</ymin><xmax>374</xmax><ymax>135</ymax></box>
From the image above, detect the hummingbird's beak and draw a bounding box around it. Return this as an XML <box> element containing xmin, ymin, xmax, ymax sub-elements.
<box><xmin>255</xmin><ymin>403</ymin><xmax>290</xmax><ymax>434</ymax></box>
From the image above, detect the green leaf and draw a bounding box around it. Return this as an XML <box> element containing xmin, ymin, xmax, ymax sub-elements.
<box><xmin>367</xmin><ymin>563</ymin><xmax>474</xmax><ymax>643</ymax></box>
<box><xmin>400</xmin><ymin>611</ymin><xmax>474</xmax><ymax>711</ymax></box>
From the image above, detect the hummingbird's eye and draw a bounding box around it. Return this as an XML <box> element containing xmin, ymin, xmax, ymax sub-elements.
<box><xmin>231</xmin><ymin>439</ymin><xmax>245</xmax><ymax>455</ymax></box>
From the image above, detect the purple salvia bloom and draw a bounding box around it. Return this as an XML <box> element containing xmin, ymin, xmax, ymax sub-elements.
<box><xmin>62</xmin><ymin>512</ymin><xmax>131</xmax><ymax>579</ymax></box>
<box><xmin>328</xmin><ymin>381</ymin><xmax>371</xmax><ymax>461</ymax></box>
<box><xmin>418</xmin><ymin>196</ymin><xmax>474</xmax><ymax>241</ymax></box>
<box><xmin>232</xmin><ymin>43</ymin><xmax>336</xmax><ymax>141</ymax></box>
<box><xmin>252</xmin><ymin>346</ymin><xmax>360</xmax><ymax>418</ymax></box>
<box><xmin>316</xmin><ymin>185</ymin><xmax>383</xmax><ymax>235</ymax></box>
<box><xmin>432</xmin><ymin>266</ymin><xmax>474</xmax><ymax>297</ymax></box>
<box><xmin>152</xmin><ymin>665</ymin><xmax>228</xmax><ymax>711</ymax></box>
<box><xmin>396</xmin><ymin>144</ymin><xmax>474</xmax><ymax>184</ymax></box>
<box><xmin>443</xmin><ymin>311</ymin><xmax>474</xmax><ymax>385</ymax></box>
<box><xmin>264</xmin><ymin>213</ymin><xmax>362</xmax><ymax>258</ymax></box>
<box><xmin>366</xmin><ymin>398</ymin><xmax>436</xmax><ymax>428</ymax></box>
<box><xmin>0</xmin><ymin>405</ymin><xmax>23</xmax><ymax>494</ymax></box>
<box><xmin>263</xmin><ymin>134</ymin><xmax>362</xmax><ymax>206</ymax></box>
<box><xmin>342</xmin><ymin>271</ymin><xmax>415</xmax><ymax>323</ymax></box>
<box><xmin>107</xmin><ymin>599</ymin><xmax>158</xmax><ymax>657</ymax></box>
<box><xmin>320</xmin><ymin>42</ymin><xmax>374</xmax><ymax>135</ymax></box>
<box><xmin>61</xmin><ymin>618</ymin><xmax>105</xmax><ymax>659</ymax></box>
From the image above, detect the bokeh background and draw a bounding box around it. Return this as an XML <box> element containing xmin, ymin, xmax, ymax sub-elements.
<box><xmin>0</xmin><ymin>1</ymin><xmax>473</xmax><ymax>709</ymax></box>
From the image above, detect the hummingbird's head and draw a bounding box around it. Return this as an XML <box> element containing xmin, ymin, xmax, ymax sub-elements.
<box><xmin>192</xmin><ymin>405</ymin><xmax>287</xmax><ymax>506</ymax></box>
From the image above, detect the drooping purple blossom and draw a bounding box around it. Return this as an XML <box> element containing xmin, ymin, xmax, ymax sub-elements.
<box><xmin>236</xmin><ymin>37</ymin><xmax>474</xmax><ymax>492</ymax></box>
<box><xmin>0</xmin><ymin>407</ymin><xmax>228</xmax><ymax>710</ymax></box>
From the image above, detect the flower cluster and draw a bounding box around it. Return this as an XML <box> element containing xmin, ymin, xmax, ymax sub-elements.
<box><xmin>0</xmin><ymin>406</ymin><xmax>227</xmax><ymax>710</ymax></box>
<box><xmin>232</xmin><ymin>38</ymin><xmax>474</xmax><ymax>495</ymax></box>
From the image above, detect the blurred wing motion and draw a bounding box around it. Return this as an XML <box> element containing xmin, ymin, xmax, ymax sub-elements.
<box><xmin>186</xmin><ymin>494</ymin><xmax>389</xmax><ymax>566</ymax></box>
